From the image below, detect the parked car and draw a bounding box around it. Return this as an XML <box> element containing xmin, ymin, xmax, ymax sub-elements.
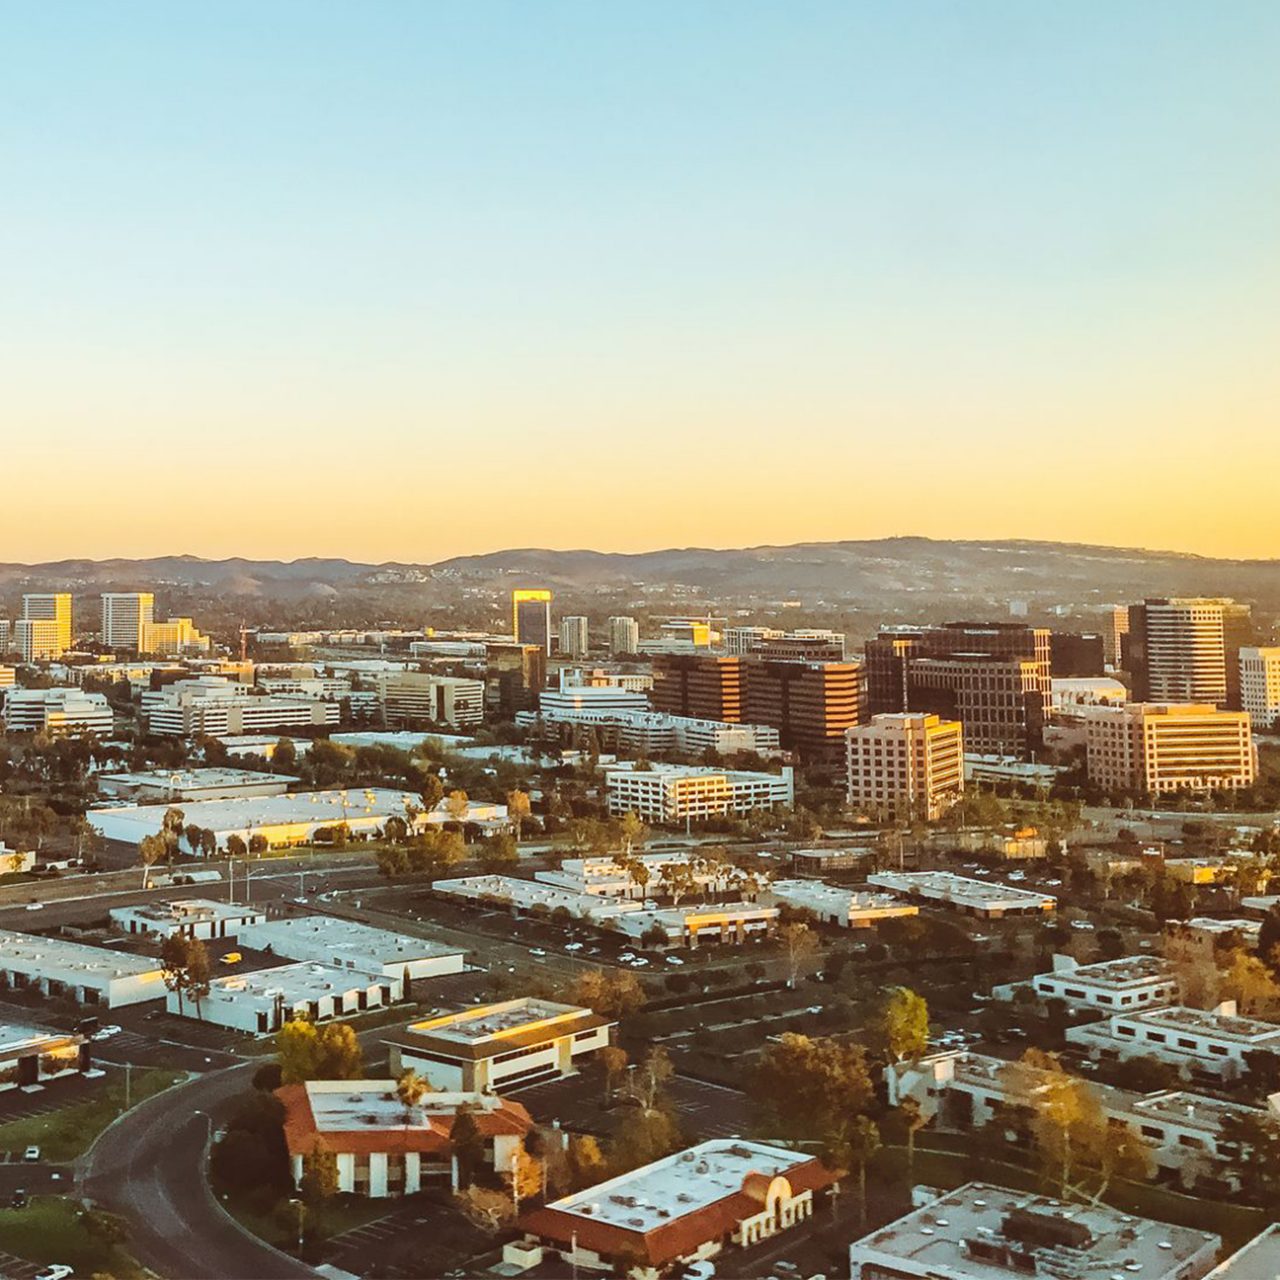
<box><xmin>665</xmin><ymin>955</ymin><xmax>684</xmax><ymax>966</ymax></box>
<box><xmin>23</xmin><ymin>1145</ymin><xmax>40</xmax><ymax>1163</ymax></box>
<box><xmin>564</xmin><ymin>942</ymin><xmax>584</xmax><ymax>952</ymax></box>
<box><xmin>35</xmin><ymin>1266</ymin><xmax>74</xmax><ymax>1280</ymax></box>
<box><xmin>528</xmin><ymin>948</ymin><xmax>546</xmax><ymax>958</ymax></box>
<box><xmin>10</xmin><ymin>1189</ymin><xmax>27</xmax><ymax>1209</ymax></box>
<box><xmin>221</xmin><ymin>952</ymin><xmax>243</xmax><ymax>966</ymax></box>
<box><xmin>24</xmin><ymin>903</ymin><xmax>43</xmax><ymax>911</ymax></box>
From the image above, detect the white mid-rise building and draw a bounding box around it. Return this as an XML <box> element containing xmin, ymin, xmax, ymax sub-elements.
<box><xmin>846</xmin><ymin>712</ymin><xmax>964</xmax><ymax>822</ymax></box>
<box><xmin>3</xmin><ymin>687</ymin><xmax>113</xmax><ymax>735</ymax></box>
<box><xmin>1066</xmin><ymin>1000</ymin><xmax>1280</xmax><ymax>1081</ymax></box>
<box><xmin>20</xmin><ymin>593</ymin><xmax>72</xmax><ymax>659</ymax></box>
<box><xmin>142</xmin><ymin>676</ymin><xmax>339</xmax><ymax>737</ymax></box>
<box><xmin>1240</xmin><ymin>646</ymin><xmax>1280</xmax><ymax>731</ymax></box>
<box><xmin>1003</xmin><ymin>953</ymin><xmax>1180</xmax><ymax>1012</ymax></box>
<box><xmin>100</xmin><ymin>593</ymin><xmax>155</xmax><ymax>650</ymax></box>
<box><xmin>606</xmin><ymin>616</ymin><xmax>640</xmax><ymax>655</ymax></box>
<box><xmin>558</xmin><ymin>616</ymin><xmax>589</xmax><ymax>658</ymax></box>
<box><xmin>604</xmin><ymin>763</ymin><xmax>794</xmax><ymax>824</ymax></box>
<box><xmin>373</xmin><ymin>672</ymin><xmax>485</xmax><ymax>729</ymax></box>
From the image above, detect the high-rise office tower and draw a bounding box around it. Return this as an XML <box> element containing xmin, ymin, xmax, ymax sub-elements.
<box><xmin>559</xmin><ymin>616</ymin><xmax>589</xmax><ymax>659</ymax></box>
<box><xmin>1103</xmin><ymin>605</ymin><xmax>1130</xmax><ymax>669</ymax></box>
<box><xmin>1049</xmin><ymin>632</ymin><xmax>1106</xmax><ymax>677</ymax></box>
<box><xmin>101</xmin><ymin>592</ymin><xmax>155</xmax><ymax>651</ymax></box>
<box><xmin>1127</xmin><ymin>599</ymin><xmax>1251</xmax><ymax>708</ymax></box>
<box><xmin>512</xmin><ymin>589</ymin><xmax>552</xmax><ymax>651</ymax></box>
<box><xmin>651</xmin><ymin>654</ymin><xmax>744</xmax><ymax>722</ymax></box>
<box><xmin>20</xmin><ymin>593</ymin><xmax>72</xmax><ymax>659</ymax></box>
<box><xmin>742</xmin><ymin>658</ymin><xmax>862</xmax><ymax>765</ymax></box>
<box><xmin>487</xmin><ymin>642</ymin><xmax>547</xmax><ymax>716</ymax></box>
<box><xmin>607</xmin><ymin>616</ymin><xmax>640</xmax><ymax>656</ymax></box>
<box><xmin>863</xmin><ymin>621</ymin><xmax>1051</xmax><ymax>759</ymax></box>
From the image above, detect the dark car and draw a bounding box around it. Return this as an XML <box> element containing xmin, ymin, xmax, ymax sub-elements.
<box><xmin>10</xmin><ymin>1189</ymin><xmax>27</xmax><ymax>1209</ymax></box>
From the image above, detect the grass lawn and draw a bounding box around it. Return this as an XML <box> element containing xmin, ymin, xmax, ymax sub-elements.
<box><xmin>879</xmin><ymin>1144</ymin><xmax>1272</xmax><ymax>1253</ymax></box>
<box><xmin>0</xmin><ymin>1196</ymin><xmax>145</xmax><ymax>1277</ymax></box>
<box><xmin>0</xmin><ymin>1069</ymin><xmax>183</xmax><ymax>1163</ymax></box>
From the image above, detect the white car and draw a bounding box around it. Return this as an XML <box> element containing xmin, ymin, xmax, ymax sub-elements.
<box><xmin>35</xmin><ymin>1268</ymin><xmax>73</xmax><ymax>1280</ymax></box>
<box><xmin>24</xmin><ymin>903</ymin><xmax>43</xmax><ymax>911</ymax></box>
<box><xmin>528</xmin><ymin>948</ymin><xmax>546</xmax><ymax>957</ymax></box>
<box><xmin>564</xmin><ymin>942</ymin><xmax>584</xmax><ymax>952</ymax></box>
<box><xmin>618</xmin><ymin>952</ymin><xmax>636</xmax><ymax>962</ymax></box>
<box><xmin>23</xmin><ymin>1145</ymin><xmax>40</xmax><ymax>1162</ymax></box>
<box><xmin>629</xmin><ymin>957</ymin><xmax>650</xmax><ymax>967</ymax></box>
<box><xmin>664</xmin><ymin>955</ymin><xmax>684</xmax><ymax>966</ymax></box>
<box><xmin>1071</xmin><ymin>920</ymin><xmax>1095</xmax><ymax>931</ymax></box>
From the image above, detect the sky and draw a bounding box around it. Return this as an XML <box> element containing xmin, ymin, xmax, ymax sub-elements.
<box><xmin>4</xmin><ymin>2</ymin><xmax>1279</xmax><ymax>563</ymax></box>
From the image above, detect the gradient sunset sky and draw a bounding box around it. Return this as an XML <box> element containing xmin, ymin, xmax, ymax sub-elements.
<box><xmin>5</xmin><ymin>3</ymin><xmax>1279</xmax><ymax>563</ymax></box>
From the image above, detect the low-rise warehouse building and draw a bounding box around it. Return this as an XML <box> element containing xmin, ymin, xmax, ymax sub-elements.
<box><xmin>0</xmin><ymin>1023</ymin><xmax>88</xmax><ymax>1091</ymax></box>
<box><xmin>278</xmin><ymin>1079</ymin><xmax>532</xmax><ymax>1196</ymax></box>
<box><xmin>96</xmin><ymin>767</ymin><xmax>297</xmax><ymax>802</ymax></box>
<box><xmin>110</xmin><ymin>899</ymin><xmax>267</xmax><ymax>940</ymax></box>
<box><xmin>766</xmin><ymin>879</ymin><xmax>919</xmax><ymax>929</ymax></box>
<box><xmin>0</xmin><ymin>930</ymin><xmax>165</xmax><ymax>1007</ymax></box>
<box><xmin>179</xmin><ymin>962</ymin><xmax>403</xmax><ymax>1034</ymax></box>
<box><xmin>1066</xmin><ymin>1000</ymin><xmax>1280</xmax><ymax>1081</ymax></box>
<box><xmin>516</xmin><ymin>1139</ymin><xmax>839</xmax><ymax>1277</ymax></box>
<box><xmin>386</xmin><ymin>998</ymin><xmax>614</xmax><ymax>1091</ymax></box>
<box><xmin>867</xmin><ymin>870</ymin><xmax>1056</xmax><ymax>918</ymax></box>
<box><xmin>849</xmin><ymin>1181</ymin><xmax>1220</xmax><ymax>1280</ymax></box>
<box><xmin>89</xmin><ymin>787</ymin><xmax>504</xmax><ymax>852</ymax></box>
<box><xmin>433</xmin><ymin>876</ymin><xmax>776</xmax><ymax>946</ymax></box>
<box><xmin>236</xmin><ymin>916</ymin><xmax>466</xmax><ymax>982</ymax></box>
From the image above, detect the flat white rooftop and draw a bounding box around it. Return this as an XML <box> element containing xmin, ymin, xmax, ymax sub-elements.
<box><xmin>239</xmin><ymin>916</ymin><xmax>464</xmax><ymax>965</ymax></box>
<box><xmin>112</xmin><ymin>898</ymin><xmax>260</xmax><ymax>926</ymax></box>
<box><xmin>1101</xmin><ymin>1003</ymin><xmax>1280</xmax><ymax>1045</ymax></box>
<box><xmin>304</xmin><ymin>1080</ymin><xmax>507</xmax><ymax>1130</ymax></box>
<box><xmin>1041</xmin><ymin>955</ymin><xmax>1174</xmax><ymax>991</ymax></box>
<box><xmin>548</xmin><ymin>1140</ymin><xmax>810</xmax><ymax>1234</ymax></box>
<box><xmin>1210</xmin><ymin>1223</ymin><xmax>1280</xmax><ymax>1278</ymax></box>
<box><xmin>0</xmin><ymin>930</ymin><xmax>162</xmax><ymax>979</ymax></box>
<box><xmin>91</xmin><ymin>787</ymin><xmax>422</xmax><ymax>832</ymax></box>
<box><xmin>207</xmin><ymin>961</ymin><xmax>390</xmax><ymax>1004</ymax></box>
<box><xmin>97</xmin><ymin>767</ymin><xmax>297</xmax><ymax>790</ymax></box>
<box><xmin>408</xmin><ymin>998</ymin><xmax>595</xmax><ymax>1045</ymax></box>
<box><xmin>769</xmin><ymin>879</ymin><xmax>917</xmax><ymax>915</ymax></box>
<box><xmin>868</xmin><ymin>870</ymin><xmax>1056</xmax><ymax>909</ymax></box>
<box><xmin>851</xmin><ymin>1181</ymin><xmax>1219</xmax><ymax>1280</ymax></box>
<box><xmin>0</xmin><ymin>1023</ymin><xmax>78</xmax><ymax>1054</ymax></box>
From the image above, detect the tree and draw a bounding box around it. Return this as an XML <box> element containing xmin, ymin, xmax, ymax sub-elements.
<box><xmin>377</xmin><ymin>846</ymin><xmax>410</xmax><ymax>879</ymax></box>
<box><xmin>160</xmin><ymin>807</ymin><xmax>186</xmax><ymax>859</ymax></box>
<box><xmin>571</xmin><ymin>968</ymin><xmax>647</xmax><ymax>1019</ymax></box>
<box><xmin>419</xmin><ymin>772</ymin><xmax>445</xmax><ymax>813</ymax></box>
<box><xmin>396</xmin><ymin>1070</ymin><xmax>432</xmax><ymax>1106</ymax></box>
<box><xmin>877</xmin><ymin>987</ymin><xmax>930</xmax><ymax>1062</ymax></box>
<box><xmin>507</xmin><ymin>789</ymin><xmax>532</xmax><ymax>842</ymax></box>
<box><xmin>277</xmin><ymin>1019</ymin><xmax>364</xmax><ymax>1084</ymax></box>
<box><xmin>1258</xmin><ymin>907</ymin><xmax>1280</xmax><ymax>976</ymax></box>
<box><xmin>479</xmin><ymin>832</ymin><xmax>519</xmax><ymax>874</ymax></box>
<box><xmin>445</xmin><ymin>790</ymin><xmax>470</xmax><ymax>824</ymax></box>
<box><xmin>300</xmin><ymin>1146</ymin><xmax>339</xmax><ymax>1204</ymax></box>
<box><xmin>607</xmin><ymin>1106</ymin><xmax>682</xmax><ymax>1175</ymax></box>
<box><xmin>184</xmin><ymin>823</ymin><xmax>203</xmax><ymax>857</ymax></box>
<box><xmin>618</xmin><ymin>811</ymin><xmax>648</xmax><ymax>857</ymax></box>
<box><xmin>450</xmin><ymin>1108</ymin><xmax>485</xmax><ymax>1188</ymax></box>
<box><xmin>457</xmin><ymin>1185</ymin><xmax>515</xmax><ymax>1233</ymax></box>
<box><xmin>1004</xmin><ymin>1049</ymin><xmax>1149</xmax><ymax>1200</ymax></box>
<box><xmin>137</xmin><ymin>833</ymin><xmax>166</xmax><ymax>887</ymax></box>
<box><xmin>248</xmin><ymin>833</ymin><xmax>268</xmax><ymax>855</ymax></box>
<box><xmin>899</xmin><ymin>1096</ymin><xmax>929</xmax><ymax>1189</ymax></box>
<box><xmin>598</xmin><ymin>1045</ymin><xmax>628</xmax><ymax>1099</ymax></box>
<box><xmin>779</xmin><ymin>920</ymin><xmax>820</xmax><ymax>989</ymax></box>
<box><xmin>753</xmin><ymin>1033</ymin><xmax>874</xmax><ymax>1159</ymax></box>
<box><xmin>273</xmin><ymin>737</ymin><xmax>298</xmax><ymax>772</ymax></box>
<box><xmin>160</xmin><ymin>934</ymin><xmax>210</xmax><ymax>1019</ymax></box>
<box><xmin>838</xmin><ymin>1115</ymin><xmax>881</xmax><ymax>1228</ymax></box>
<box><xmin>226</xmin><ymin>833</ymin><xmax>247</xmax><ymax>859</ymax></box>
<box><xmin>626</xmin><ymin>1046</ymin><xmax>674</xmax><ymax>1113</ymax></box>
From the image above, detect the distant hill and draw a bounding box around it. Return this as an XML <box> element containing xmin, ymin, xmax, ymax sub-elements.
<box><xmin>2</xmin><ymin>539</ymin><xmax>1280</xmax><ymax>611</ymax></box>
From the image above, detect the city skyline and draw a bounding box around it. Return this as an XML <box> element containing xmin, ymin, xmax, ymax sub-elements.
<box><xmin>6</xmin><ymin>2</ymin><xmax>1280</xmax><ymax>562</ymax></box>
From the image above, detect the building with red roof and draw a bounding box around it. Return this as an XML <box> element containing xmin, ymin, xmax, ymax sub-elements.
<box><xmin>515</xmin><ymin>1139</ymin><xmax>838</xmax><ymax>1277</ymax></box>
<box><xmin>277</xmin><ymin>1079</ymin><xmax>533</xmax><ymax>1197</ymax></box>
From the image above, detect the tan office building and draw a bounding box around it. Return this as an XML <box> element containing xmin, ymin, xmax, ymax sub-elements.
<box><xmin>1086</xmin><ymin>703</ymin><xmax>1255</xmax><ymax>796</ymax></box>
<box><xmin>846</xmin><ymin>712</ymin><xmax>964</xmax><ymax>821</ymax></box>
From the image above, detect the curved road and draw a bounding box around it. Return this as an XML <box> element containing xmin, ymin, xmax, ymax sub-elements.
<box><xmin>80</xmin><ymin>1064</ymin><xmax>317</xmax><ymax>1280</ymax></box>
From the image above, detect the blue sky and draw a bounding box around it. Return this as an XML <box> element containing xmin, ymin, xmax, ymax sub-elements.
<box><xmin>4</xmin><ymin>3</ymin><xmax>1279</xmax><ymax>560</ymax></box>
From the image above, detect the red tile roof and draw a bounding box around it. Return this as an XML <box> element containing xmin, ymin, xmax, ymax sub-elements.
<box><xmin>518</xmin><ymin>1156</ymin><xmax>837</xmax><ymax>1268</ymax></box>
<box><xmin>276</xmin><ymin>1083</ymin><xmax>533</xmax><ymax>1158</ymax></box>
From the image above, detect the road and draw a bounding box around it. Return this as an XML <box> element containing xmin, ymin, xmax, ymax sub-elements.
<box><xmin>79</xmin><ymin>1063</ymin><xmax>318</xmax><ymax>1280</ymax></box>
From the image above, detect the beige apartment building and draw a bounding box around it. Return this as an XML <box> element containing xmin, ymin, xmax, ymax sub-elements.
<box><xmin>845</xmin><ymin>712</ymin><xmax>964</xmax><ymax>821</ymax></box>
<box><xmin>1086</xmin><ymin>703</ymin><xmax>1255</xmax><ymax>796</ymax></box>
